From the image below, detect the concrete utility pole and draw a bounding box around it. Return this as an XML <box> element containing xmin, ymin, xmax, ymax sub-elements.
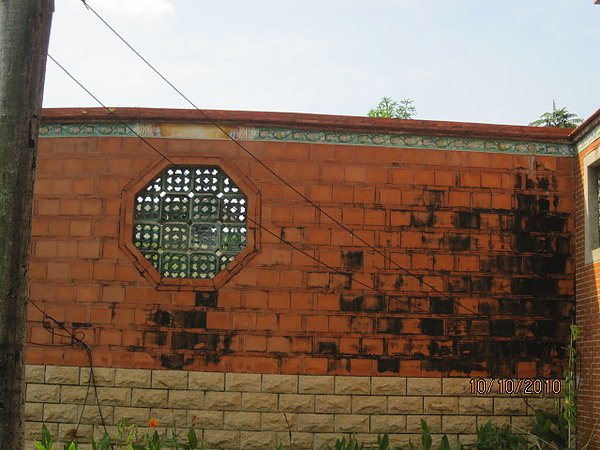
<box><xmin>0</xmin><ymin>1</ymin><xmax>53</xmax><ymax>448</ymax></box>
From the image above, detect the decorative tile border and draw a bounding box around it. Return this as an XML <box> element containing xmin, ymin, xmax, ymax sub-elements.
<box><xmin>39</xmin><ymin>123</ymin><xmax>574</xmax><ymax>157</ymax></box>
<box><xmin>576</xmin><ymin>121</ymin><xmax>600</xmax><ymax>154</ymax></box>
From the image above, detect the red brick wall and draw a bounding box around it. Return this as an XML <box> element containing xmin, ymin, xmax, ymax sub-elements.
<box><xmin>575</xmin><ymin>135</ymin><xmax>600</xmax><ymax>446</ymax></box>
<box><xmin>27</xmin><ymin>133</ymin><xmax>574</xmax><ymax>378</ymax></box>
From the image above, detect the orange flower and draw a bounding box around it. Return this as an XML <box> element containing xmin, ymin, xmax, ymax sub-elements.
<box><xmin>149</xmin><ymin>418</ymin><xmax>158</xmax><ymax>428</ymax></box>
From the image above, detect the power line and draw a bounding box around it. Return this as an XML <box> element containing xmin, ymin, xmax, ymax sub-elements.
<box><xmin>46</xmin><ymin>55</ymin><xmax>562</xmax><ymax>348</ymax></box>
<box><xmin>77</xmin><ymin>0</ymin><xmax>479</xmax><ymax>315</ymax></box>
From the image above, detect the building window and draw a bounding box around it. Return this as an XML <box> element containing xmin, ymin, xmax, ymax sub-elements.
<box><xmin>584</xmin><ymin>149</ymin><xmax>600</xmax><ymax>263</ymax></box>
<box><xmin>133</xmin><ymin>165</ymin><xmax>248</xmax><ymax>278</ymax></box>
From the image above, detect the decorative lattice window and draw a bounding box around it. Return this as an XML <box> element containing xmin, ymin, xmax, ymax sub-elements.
<box><xmin>133</xmin><ymin>165</ymin><xmax>248</xmax><ymax>279</ymax></box>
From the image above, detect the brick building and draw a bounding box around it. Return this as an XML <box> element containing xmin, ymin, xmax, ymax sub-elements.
<box><xmin>23</xmin><ymin>107</ymin><xmax>599</xmax><ymax>448</ymax></box>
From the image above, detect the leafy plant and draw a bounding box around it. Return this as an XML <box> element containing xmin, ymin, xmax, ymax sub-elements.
<box><xmin>368</xmin><ymin>97</ymin><xmax>416</xmax><ymax>119</ymax></box>
<box><xmin>395</xmin><ymin>420</ymin><xmax>459</xmax><ymax>450</ymax></box>
<box><xmin>476</xmin><ymin>420</ymin><xmax>527</xmax><ymax>450</ymax></box>
<box><xmin>91</xmin><ymin>432</ymin><xmax>111</xmax><ymax>450</ymax></box>
<box><xmin>326</xmin><ymin>435</ymin><xmax>364</xmax><ymax>450</ymax></box>
<box><xmin>529</xmin><ymin>101</ymin><xmax>583</xmax><ymax>128</ymax></box>
<box><xmin>531</xmin><ymin>410</ymin><xmax>568</xmax><ymax>450</ymax></box>
<box><xmin>33</xmin><ymin>424</ymin><xmax>54</xmax><ymax>450</ymax></box>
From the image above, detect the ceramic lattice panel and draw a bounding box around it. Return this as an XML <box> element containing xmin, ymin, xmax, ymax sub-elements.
<box><xmin>133</xmin><ymin>165</ymin><xmax>248</xmax><ymax>278</ymax></box>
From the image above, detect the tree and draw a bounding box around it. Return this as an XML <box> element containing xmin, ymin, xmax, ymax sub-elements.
<box><xmin>368</xmin><ymin>96</ymin><xmax>416</xmax><ymax>119</ymax></box>
<box><xmin>0</xmin><ymin>1</ymin><xmax>54</xmax><ymax>449</ymax></box>
<box><xmin>529</xmin><ymin>100</ymin><xmax>583</xmax><ymax>128</ymax></box>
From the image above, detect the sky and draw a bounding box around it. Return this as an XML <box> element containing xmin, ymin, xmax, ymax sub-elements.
<box><xmin>43</xmin><ymin>0</ymin><xmax>600</xmax><ymax>126</ymax></box>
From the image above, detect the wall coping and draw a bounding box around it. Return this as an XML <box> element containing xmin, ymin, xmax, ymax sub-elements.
<box><xmin>40</xmin><ymin>108</ymin><xmax>575</xmax><ymax>157</ymax></box>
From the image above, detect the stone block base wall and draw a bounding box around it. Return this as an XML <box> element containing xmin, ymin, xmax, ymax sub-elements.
<box><xmin>25</xmin><ymin>365</ymin><xmax>561</xmax><ymax>450</ymax></box>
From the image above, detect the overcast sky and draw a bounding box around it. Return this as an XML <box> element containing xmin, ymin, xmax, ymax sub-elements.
<box><xmin>43</xmin><ymin>0</ymin><xmax>600</xmax><ymax>126</ymax></box>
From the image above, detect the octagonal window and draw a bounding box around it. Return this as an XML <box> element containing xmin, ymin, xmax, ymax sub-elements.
<box><xmin>133</xmin><ymin>165</ymin><xmax>248</xmax><ymax>279</ymax></box>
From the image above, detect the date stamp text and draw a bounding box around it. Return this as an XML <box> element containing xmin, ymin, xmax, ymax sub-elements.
<box><xmin>469</xmin><ymin>378</ymin><xmax>562</xmax><ymax>395</ymax></box>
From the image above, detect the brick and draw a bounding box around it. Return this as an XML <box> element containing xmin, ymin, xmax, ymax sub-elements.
<box><xmin>352</xmin><ymin>396</ymin><xmax>387</xmax><ymax>414</ymax></box>
<box><xmin>442</xmin><ymin>415</ymin><xmax>476</xmax><ymax>433</ymax></box>
<box><xmin>424</xmin><ymin>396</ymin><xmax>458</xmax><ymax>414</ymax></box>
<box><xmin>43</xmin><ymin>403</ymin><xmax>78</xmax><ymax>423</ymax></box>
<box><xmin>334</xmin><ymin>414</ymin><xmax>370</xmax><ymax>433</ymax></box>
<box><xmin>297</xmin><ymin>413</ymin><xmax>334</xmax><ymax>432</ymax></box>
<box><xmin>494</xmin><ymin>398</ymin><xmax>527</xmax><ymax>415</ymax></box>
<box><xmin>371</xmin><ymin>377</ymin><xmax>406</xmax><ymax>395</ymax></box>
<box><xmin>131</xmin><ymin>388</ymin><xmax>168</xmax><ymax>407</ymax></box>
<box><xmin>335</xmin><ymin>376</ymin><xmax>370</xmax><ymax>394</ymax></box>
<box><xmin>205</xmin><ymin>391</ymin><xmax>242</xmax><ymax>410</ymax></box>
<box><xmin>459</xmin><ymin>397</ymin><xmax>493</xmax><ymax>414</ymax></box>
<box><xmin>388</xmin><ymin>396</ymin><xmax>423</xmax><ymax>414</ymax></box>
<box><xmin>25</xmin><ymin>402</ymin><xmax>43</xmax><ymax>421</ymax></box>
<box><xmin>242</xmin><ymin>392</ymin><xmax>278</xmax><ymax>412</ymax></box>
<box><xmin>204</xmin><ymin>430</ymin><xmax>240</xmax><ymax>449</ymax></box>
<box><xmin>279</xmin><ymin>394</ymin><xmax>314</xmax><ymax>413</ymax></box>
<box><xmin>407</xmin><ymin>415</ymin><xmax>441</xmax><ymax>433</ymax></box>
<box><xmin>27</xmin><ymin>384</ymin><xmax>60</xmax><ymax>403</ymax></box>
<box><xmin>406</xmin><ymin>378</ymin><xmax>441</xmax><ymax>395</ymax></box>
<box><xmin>188</xmin><ymin>372</ymin><xmax>225</xmax><ymax>392</ymax></box>
<box><xmin>371</xmin><ymin>415</ymin><xmax>407</xmax><ymax>433</ymax></box>
<box><xmin>188</xmin><ymin>410</ymin><xmax>224</xmax><ymax>428</ymax></box>
<box><xmin>226</xmin><ymin>373</ymin><xmax>262</xmax><ymax>392</ymax></box>
<box><xmin>314</xmin><ymin>395</ymin><xmax>351</xmax><ymax>413</ymax></box>
<box><xmin>96</xmin><ymin>387</ymin><xmax>131</xmax><ymax>406</ymax></box>
<box><xmin>60</xmin><ymin>386</ymin><xmax>91</xmax><ymax>404</ymax></box>
<box><xmin>25</xmin><ymin>365</ymin><xmax>45</xmax><ymax>383</ymax></box>
<box><xmin>260</xmin><ymin>412</ymin><xmax>296</xmax><ymax>431</ymax></box>
<box><xmin>45</xmin><ymin>366</ymin><xmax>79</xmax><ymax>385</ymax></box>
<box><xmin>239</xmin><ymin>431</ymin><xmax>278</xmax><ymax>450</ymax></box>
<box><xmin>442</xmin><ymin>378</ymin><xmax>469</xmax><ymax>395</ymax></box>
<box><xmin>168</xmin><ymin>389</ymin><xmax>204</xmax><ymax>408</ymax></box>
<box><xmin>223</xmin><ymin>411</ymin><xmax>261</xmax><ymax>430</ymax></box>
<box><xmin>298</xmin><ymin>375</ymin><xmax>334</xmax><ymax>394</ymax></box>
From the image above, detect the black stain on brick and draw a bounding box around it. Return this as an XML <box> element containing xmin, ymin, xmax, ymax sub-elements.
<box><xmin>150</xmin><ymin>309</ymin><xmax>172</xmax><ymax>326</ymax></box>
<box><xmin>411</xmin><ymin>211</ymin><xmax>435</xmax><ymax>227</ymax></box>
<box><xmin>556</xmin><ymin>237</ymin><xmax>570</xmax><ymax>255</ymax></box>
<box><xmin>514</xmin><ymin>174</ymin><xmax>522</xmax><ymax>189</ymax></box>
<box><xmin>447</xmin><ymin>276</ymin><xmax>471</xmax><ymax>293</ymax></box>
<box><xmin>479</xmin><ymin>301</ymin><xmax>497</xmax><ymax>315</ymax></box>
<box><xmin>472</xmin><ymin>277</ymin><xmax>492</xmax><ymax>293</ymax></box>
<box><xmin>342</xmin><ymin>251</ymin><xmax>364</xmax><ymax>270</ymax></box>
<box><xmin>490</xmin><ymin>320</ymin><xmax>515</xmax><ymax>336</ymax></box>
<box><xmin>537</xmin><ymin>177</ymin><xmax>550</xmax><ymax>190</ymax></box>
<box><xmin>449</xmin><ymin>235</ymin><xmax>471</xmax><ymax>251</ymax></box>
<box><xmin>538</xmin><ymin>197</ymin><xmax>550</xmax><ymax>212</ymax></box>
<box><xmin>429</xmin><ymin>340</ymin><xmax>454</xmax><ymax>357</ymax></box>
<box><xmin>143</xmin><ymin>331</ymin><xmax>167</xmax><ymax>347</ymax></box>
<box><xmin>340</xmin><ymin>294</ymin><xmax>364</xmax><ymax>312</ymax></box>
<box><xmin>160</xmin><ymin>353</ymin><xmax>184</xmax><ymax>370</ymax></box>
<box><xmin>424</xmin><ymin>190</ymin><xmax>444</xmax><ymax>208</ymax></box>
<box><xmin>388</xmin><ymin>297</ymin><xmax>410</xmax><ymax>313</ymax></box>
<box><xmin>515</xmin><ymin>233</ymin><xmax>536</xmax><ymax>253</ymax></box>
<box><xmin>179</xmin><ymin>311</ymin><xmax>207</xmax><ymax>328</ymax></box>
<box><xmin>394</xmin><ymin>276</ymin><xmax>404</xmax><ymax>289</ymax></box>
<box><xmin>172</xmin><ymin>332</ymin><xmax>219</xmax><ymax>351</ymax></box>
<box><xmin>364</xmin><ymin>294</ymin><xmax>386</xmax><ymax>312</ymax></box>
<box><xmin>455</xmin><ymin>212</ymin><xmax>480</xmax><ymax>229</ymax></box>
<box><xmin>381</xmin><ymin>318</ymin><xmax>403</xmax><ymax>334</ymax></box>
<box><xmin>71</xmin><ymin>322</ymin><xmax>91</xmax><ymax>329</ymax></box>
<box><xmin>430</xmin><ymin>297</ymin><xmax>453</xmax><ymax>314</ymax></box>
<box><xmin>498</xmin><ymin>299</ymin><xmax>521</xmax><ymax>315</ymax></box>
<box><xmin>377</xmin><ymin>358</ymin><xmax>400</xmax><ymax>373</ymax></box>
<box><xmin>511</xmin><ymin>278</ymin><xmax>558</xmax><ymax>296</ymax></box>
<box><xmin>516</xmin><ymin>194</ymin><xmax>538</xmax><ymax>211</ymax></box>
<box><xmin>420</xmin><ymin>318</ymin><xmax>444</xmax><ymax>335</ymax></box>
<box><xmin>535</xmin><ymin>321</ymin><xmax>558</xmax><ymax>337</ymax></box>
<box><xmin>515</xmin><ymin>213</ymin><xmax>567</xmax><ymax>233</ymax></box>
<box><xmin>318</xmin><ymin>341</ymin><xmax>338</xmax><ymax>354</ymax></box>
<box><xmin>195</xmin><ymin>291</ymin><xmax>218</xmax><ymax>307</ymax></box>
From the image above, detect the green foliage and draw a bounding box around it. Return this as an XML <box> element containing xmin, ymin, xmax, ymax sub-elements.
<box><xmin>326</xmin><ymin>435</ymin><xmax>364</xmax><ymax>450</ymax></box>
<box><xmin>368</xmin><ymin>97</ymin><xmax>416</xmax><ymax>119</ymax></box>
<box><xmin>476</xmin><ymin>420</ymin><xmax>527</xmax><ymax>450</ymax></box>
<box><xmin>529</xmin><ymin>101</ymin><xmax>583</xmax><ymax>128</ymax></box>
<box><xmin>531</xmin><ymin>410</ymin><xmax>568</xmax><ymax>450</ymax></box>
<box><xmin>33</xmin><ymin>424</ymin><xmax>54</xmax><ymax>450</ymax></box>
<box><xmin>91</xmin><ymin>432</ymin><xmax>111</xmax><ymax>450</ymax></box>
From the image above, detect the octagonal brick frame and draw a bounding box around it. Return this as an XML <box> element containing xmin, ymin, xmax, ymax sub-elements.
<box><xmin>119</xmin><ymin>155</ymin><xmax>261</xmax><ymax>290</ymax></box>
